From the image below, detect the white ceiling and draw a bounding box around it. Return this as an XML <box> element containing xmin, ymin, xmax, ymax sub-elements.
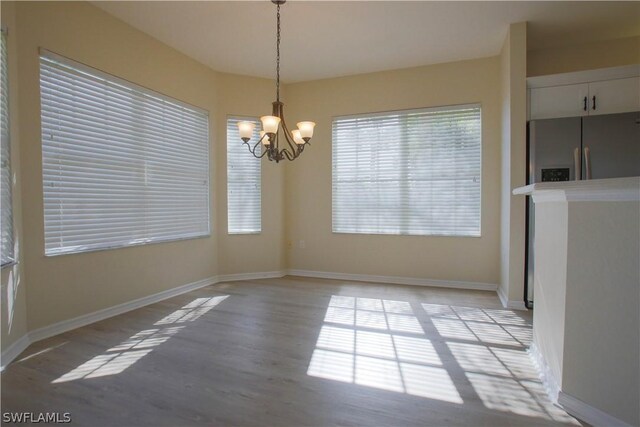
<box><xmin>93</xmin><ymin>1</ymin><xmax>640</xmax><ymax>83</ymax></box>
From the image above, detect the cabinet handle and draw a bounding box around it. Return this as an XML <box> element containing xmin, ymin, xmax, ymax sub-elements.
<box><xmin>583</xmin><ymin>96</ymin><xmax>587</xmax><ymax>111</ymax></box>
<box><xmin>592</xmin><ymin>95</ymin><xmax>596</xmax><ymax>110</ymax></box>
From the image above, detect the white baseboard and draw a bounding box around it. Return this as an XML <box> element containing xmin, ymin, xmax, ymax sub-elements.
<box><xmin>528</xmin><ymin>342</ymin><xmax>560</xmax><ymax>404</ymax></box>
<box><xmin>508</xmin><ymin>300</ymin><xmax>528</xmax><ymax>310</ymax></box>
<box><xmin>2</xmin><ymin>275</ymin><xmax>218</xmax><ymax>370</ymax></box>
<box><xmin>497</xmin><ymin>285</ymin><xmax>528</xmax><ymax>310</ymax></box>
<box><xmin>218</xmin><ymin>271</ymin><xmax>285</xmax><ymax>282</ymax></box>
<box><xmin>558</xmin><ymin>392</ymin><xmax>634</xmax><ymax>427</ymax></box>
<box><xmin>0</xmin><ymin>334</ymin><xmax>30</xmax><ymax>371</ymax></box>
<box><xmin>497</xmin><ymin>286</ymin><xmax>508</xmax><ymax>306</ymax></box>
<box><xmin>287</xmin><ymin>269</ymin><xmax>498</xmax><ymax>291</ymax></box>
<box><xmin>28</xmin><ymin>275</ymin><xmax>218</xmax><ymax>343</ymax></box>
<box><xmin>529</xmin><ymin>342</ymin><xmax>634</xmax><ymax>427</ymax></box>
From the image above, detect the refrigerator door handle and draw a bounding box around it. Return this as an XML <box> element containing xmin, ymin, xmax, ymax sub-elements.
<box><xmin>574</xmin><ymin>147</ymin><xmax>581</xmax><ymax>181</ymax></box>
<box><xmin>584</xmin><ymin>146</ymin><xmax>592</xmax><ymax>180</ymax></box>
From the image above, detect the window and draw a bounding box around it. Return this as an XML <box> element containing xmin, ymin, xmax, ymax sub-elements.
<box><xmin>226</xmin><ymin>117</ymin><xmax>261</xmax><ymax>234</ymax></box>
<box><xmin>1</xmin><ymin>30</ymin><xmax>14</xmax><ymax>266</ymax></box>
<box><xmin>40</xmin><ymin>50</ymin><xmax>210</xmax><ymax>256</ymax></box>
<box><xmin>332</xmin><ymin>104</ymin><xmax>481</xmax><ymax>237</ymax></box>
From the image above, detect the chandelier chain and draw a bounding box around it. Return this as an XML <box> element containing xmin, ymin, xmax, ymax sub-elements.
<box><xmin>276</xmin><ymin>3</ymin><xmax>281</xmax><ymax>102</ymax></box>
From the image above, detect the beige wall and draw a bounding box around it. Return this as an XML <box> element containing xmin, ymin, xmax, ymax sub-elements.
<box><xmin>15</xmin><ymin>1</ymin><xmax>217</xmax><ymax>331</ymax></box>
<box><xmin>528</xmin><ymin>36</ymin><xmax>640</xmax><ymax>77</ymax></box>
<box><xmin>1</xmin><ymin>1</ymin><xmax>284</xmax><ymax>336</ymax></box>
<box><xmin>499</xmin><ymin>23</ymin><xmax>527</xmax><ymax>306</ymax></box>
<box><xmin>215</xmin><ymin>72</ymin><xmax>286</xmax><ymax>275</ymax></box>
<box><xmin>1</xmin><ymin>1</ymin><xmax>29</xmax><ymax>355</ymax></box>
<box><xmin>284</xmin><ymin>58</ymin><xmax>502</xmax><ymax>285</ymax></box>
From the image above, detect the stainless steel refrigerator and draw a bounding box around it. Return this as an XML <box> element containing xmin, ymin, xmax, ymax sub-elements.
<box><xmin>525</xmin><ymin>111</ymin><xmax>640</xmax><ymax>308</ymax></box>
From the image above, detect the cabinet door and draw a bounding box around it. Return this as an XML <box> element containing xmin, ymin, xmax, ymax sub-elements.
<box><xmin>582</xmin><ymin>112</ymin><xmax>640</xmax><ymax>179</ymax></box>
<box><xmin>589</xmin><ymin>77</ymin><xmax>640</xmax><ymax>116</ymax></box>
<box><xmin>530</xmin><ymin>83</ymin><xmax>589</xmax><ymax>120</ymax></box>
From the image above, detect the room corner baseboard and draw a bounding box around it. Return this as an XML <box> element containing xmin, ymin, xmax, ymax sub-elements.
<box><xmin>218</xmin><ymin>271</ymin><xmax>286</xmax><ymax>282</ymax></box>
<box><xmin>558</xmin><ymin>392</ymin><xmax>634</xmax><ymax>427</ymax></box>
<box><xmin>28</xmin><ymin>276</ymin><xmax>218</xmax><ymax>344</ymax></box>
<box><xmin>1</xmin><ymin>334</ymin><xmax>31</xmax><ymax>371</ymax></box>
<box><xmin>529</xmin><ymin>343</ymin><xmax>632</xmax><ymax>427</ymax></box>
<box><xmin>497</xmin><ymin>286</ymin><xmax>527</xmax><ymax>310</ymax></box>
<box><xmin>507</xmin><ymin>300</ymin><xmax>527</xmax><ymax>310</ymax></box>
<box><xmin>497</xmin><ymin>286</ymin><xmax>508</xmax><ymax>306</ymax></box>
<box><xmin>286</xmin><ymin>269</ymin><xmax>498</xmax><ymax>291</ymax></box>
<box><xmin>528</xmin><ymin>342</ymin><xmax>560</xmax><ymax>404</ymax></box>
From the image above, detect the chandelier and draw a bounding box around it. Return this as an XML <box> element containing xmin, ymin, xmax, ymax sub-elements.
<box><xmin>237</xmin><ymin>0</ymin><xmax>315</xmax><ymax>163</ymax></box>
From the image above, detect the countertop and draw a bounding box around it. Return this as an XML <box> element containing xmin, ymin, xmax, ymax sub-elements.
<box><xmin>513</xmin><ymin>176</ymin><xmax>640</xmax><ymax>202</ymax></box>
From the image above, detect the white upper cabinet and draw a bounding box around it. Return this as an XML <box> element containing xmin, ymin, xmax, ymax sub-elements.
<box><xmin>528</xmin><ymin>65</ymin><xmax>640</xmax><ymax>120</ymax></box>
<box><xmin>588</xmin><ymin>77</ymin><xmax>640</xmax><ymax>116</ymax></box>
<box><xmin>530</xmin><ymin>84</ymin><xmax>589</xmax><ymax>120</ymax></box>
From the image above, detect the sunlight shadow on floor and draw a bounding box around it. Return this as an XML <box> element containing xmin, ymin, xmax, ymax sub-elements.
<box><xmin>308</xmin><ymin>296</ymin><xmax>578</xmax><ymax>424</ymax></box>
<box><xmin>308</xmin><ymin>296</ymin><xmax>462</xmax><ymax>404</ymax></box>
<box><xmin>424</xmin><ymin>303</ymin><xmax>532</xmax><ymax>347</ymax></box>
<box><xmin>52</xmin><ymin>295</ymin><xmax>228</xmax><ymax>383</ymax></box>
<box><xmin>17</xmin><ymin>341</ymin><xmax>68</xmax><ymax>364</ymax></box>
<box><xmin>423</xmin><ymin>302</ymin><xmax>577</xmax><ymax>424</ymax></box>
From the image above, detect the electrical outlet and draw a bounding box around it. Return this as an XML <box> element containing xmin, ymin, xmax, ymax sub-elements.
<box><xmin>299</xmin><ymin>240</ymin><xmax>306</xmax><ymax>249</ymax></box>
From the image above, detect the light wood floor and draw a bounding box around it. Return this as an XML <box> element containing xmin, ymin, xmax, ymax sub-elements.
<box><xmin>1</xmin><ymin>276</ymin><xmax>581</xmax><ymax>426</ymax></box>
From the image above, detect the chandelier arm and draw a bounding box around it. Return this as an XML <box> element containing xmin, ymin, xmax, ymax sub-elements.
<box><xmin>280</xmin><ymin>118</ymin><xmax>300</xmax><ymax>157</ymax></box>
<box><xmin>252</xmin><ymin>136</ymin><xmax>266</xmax><ymax>153</ymax></box>
<box><xmin>243</xmin><ymin>141</ymin><xmax>258</xmax><ymax>157</ymax></box>
<box><xmin>244</xmin><ymin>140</ymin><xmax>269</xmax><ymax>159</ymax></box>
<box><xmin>254</xmin><ymin>136</ymin><xmax>272</xmax><ymax>159</ymax></box>
<box><xmin>257</xmin><ymin>147</ymin><xmax>270</xmax><ymax>159</ymax></box>
<box><xmin>281</xmin><ymin>148</ymin><xmax>296</xmax><ymax>161</ymax></box>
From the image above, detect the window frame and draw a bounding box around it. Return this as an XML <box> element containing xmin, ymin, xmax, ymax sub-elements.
<box><xmin>39</xmin><ymin>49</ymin><xmax>211</xmax><ymax>257</ymax></box>
<box><xmin>226</xmin><ymin>115</ymin><xmax>262</xmax><ymax>235</ymax></box>
<box><xmin>331</xmin><ymin>103</ymin><xmax>482</xmax><ymax>238</ymax></box>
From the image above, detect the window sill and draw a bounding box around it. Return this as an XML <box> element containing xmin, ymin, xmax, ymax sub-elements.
<box><xmin>44</xmin><ymin>233</ymin><xmax>211</xmax><ymax>257</ymax></box>
<box><xmin>331</xmin><ymin>230</ymin><xmax>482</xmax><ymax>238</ymax></box>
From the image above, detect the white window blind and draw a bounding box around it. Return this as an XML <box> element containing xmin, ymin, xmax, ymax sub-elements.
<box><xmin>227</xmin><ymin>117</ymin><xmax>261</xmax><ymax>234</ymax></box>
<box><xmin>332</xmin><ymin>104</ymin><xmax>481</xmax><ymax>237</ymax></box>
<box><xmin>1</xmin><ymin>31</ymin><xmax>14</xmax><ymax>265</ymax></box>
<box><xmin>40</xmin><ymin>50</ymin><xmax>210</xmax><ymax>256</ymax></box>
